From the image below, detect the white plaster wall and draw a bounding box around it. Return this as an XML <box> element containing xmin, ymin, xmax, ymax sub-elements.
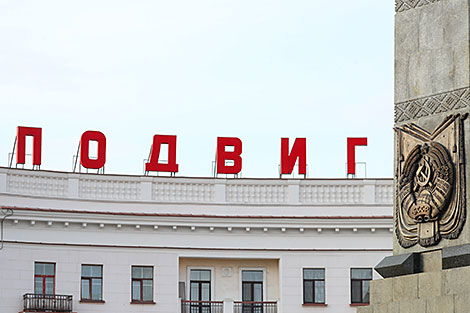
<box><xmin>179</xmin><ymin>258</ymin><xmax>280</xmax><ymax>301</ymax></box>
<box><xmin>0</xmin><ymin>244</ymin><xmax>179</xmax><ymax>313</ymax></box>
<box><xmin>280</xmin><ymin>251</ymin><xmax>389</xmax><ymax>313</ymax></box>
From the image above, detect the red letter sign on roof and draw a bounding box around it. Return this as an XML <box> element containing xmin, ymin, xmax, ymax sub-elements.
<box><xmin>217</xmin><ymin>137</ymin><xmax>242</xmax><ymax>174</ymax></box>
<box><xmin>145</xmin><ymin>135</ymin><xmax>179</xmax><ymax>173</ymax></box>
<box><xmin>80</xmin><ymin>131</ymin><xmax>107</xmax><ymax>169</ymax></box>
<box><xmin>280</xmin><ymin>138</ymin><xmax>306</xmax><ymax>175</ymax></box>
<box><xmin>347</xmin><ymin>137</ymin><xmax>368</xmax><ymax>175</ymax></box>
<box><xmin>16</xmin><ymin>126</ymin><xmax>42</xmax><ymax>166</ymax></box>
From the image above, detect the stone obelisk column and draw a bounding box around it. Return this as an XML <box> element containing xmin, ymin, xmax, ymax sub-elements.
<box><xmin>358</xmin><ymin>0</ymin><xmax>470</xmax><ymax>312</ymax></box>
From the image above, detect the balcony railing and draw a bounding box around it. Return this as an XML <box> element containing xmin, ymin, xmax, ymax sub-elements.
<box><xmin>233</xmin><ymin>301</ymin><xmax>277</xmax><ymax>313</ymax></box>
<box><xmin>181</xmin><ymin>300</ymin><xmax>224</xmax><ymax>313</ymax></box>
<box><xmin>23</xmin><ymin>294</ymin><xmax>73</xmax><ymax>312</ymax></box>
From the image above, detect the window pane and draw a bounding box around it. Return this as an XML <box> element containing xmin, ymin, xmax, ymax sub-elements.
<box><xmin>201</xmin><ymin>282</ymin><xmax>210</xmax><ymax>301</ymax></box>
<box><xmin>142</xmin><ymin>280</ymin><xmax>153</xmax><ymax>301</ymax></box>
<box><xmin>315</xmin><ymin>281</ymin><xmax>325</xmax><ymax>304</ymax></box>
<box><xmin>253</xmin><ymin>283</ymin><xmax>262</xmax><ymax>301</ymax></box>
<box><xmin>45</xmin><ymin>277</ymin><xmax>54</xmax><ymax>294</ymax></box>
<box><xmin>304</xmin><ymin>281</ymin><xmax>313</xmax><ymax>303</ymax></box>
<box><xmin>35</xmin><ymin>277</ymin><xmax>43</xmax><ymax>294</ymax></box>
<box><xmin>92</xmin><ymin>278</ymin><xmax>102</xmax><ymax>300</ymax></box>
<box><xmin>190</xmin><ymin>270</ymin><xmax>200</xmax><ymax>281</ymax></box>
<box><xmin>35</xmin><ymin>263</ymin><xmax>45</xmax><ymax>275</ymax></box>
<box><xmin>362</xmin><ymin>280</ymin><xmax>370</xmax><ymax>303</ymax></box>
<box><xmin>304</xmin><ymin>269</ymin><xmax>324</xmax><ymax>280</ymax></box>
<box><xmin>132</xmin><ymin>267</ymin><xmax>142</xmax><ymax>279</ymax></box>
<box><xmin>82</xmin><ymin>265</ymin><xmax>92</xmax><ymax>277</ymax></box>
<box><xmin>132</xmin><ymin>281</ymin><xmax>141</xmax><ymax>300</ymax></box>
<box><xmin>242</xmin><ymin>283</ymin><xmax>252</xmax><ymax>301</ymax></box>
<box><xmin>190</xmin><ymin>282</ymin><xmax>199</xmax><ymax>301</ymax></box>
<box><xmin>91</xmin><ymin>266</ymin><xmax>102</xmax><ymax>278</ymax></box>
<box><xmin>44</xmin><ymin>264</ymin><xmax>55</xmax><ymax>276</ymax></box>
<box><xmin>351</xmin><ymin>280</ymin><xmax>362</xmax><ymax>303</ymax></box>
<box><xmin>351</xmin><ymin>268</ymin><xmax>372</xmax><ymax>279</ymax></box>
<box><xmin>81</xmin><ymin>279</ymin><xmax>90</xmax><ymax>299</ymax></box>
<box><xmin>242</xmin><ymin>270</ymin><xmax>263</xmax><ymax>282</ymax></box>
<box><xmin>143</xmin><ymin>267</ymin><xmax>153</xmax><ymax>279</ymax></box>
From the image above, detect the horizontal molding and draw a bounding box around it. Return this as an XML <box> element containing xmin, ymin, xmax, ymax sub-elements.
<box><xmin>4</xmin><ymin>240</ymin><xmax>393</xmax><ymax>252</ymax></box>
<box><xmin>5</xmin><ymin>206</ymin><xmax>393</xmax><ymax>220</ymax></box>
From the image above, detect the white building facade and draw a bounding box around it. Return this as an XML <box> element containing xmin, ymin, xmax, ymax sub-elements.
<box><xmin>0</xmin><ymin>167</ymin><xmax>393</xmax><ymax>313</ymax></box>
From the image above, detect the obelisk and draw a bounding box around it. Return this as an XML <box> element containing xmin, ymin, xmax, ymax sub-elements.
<box><xmin>358</xmin><ymin>0</ymin><xmax>470</xmax><ymax>312</ymax></box>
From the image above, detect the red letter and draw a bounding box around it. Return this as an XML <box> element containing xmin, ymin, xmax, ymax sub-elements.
<box><xmin>280</xmin><ymin>138</ymin><xmax>306</xmax><ymax>175</ymax></box>
<box><xmin>80</xmin><ymin>131</ymin><xmax>106</xmax><ymax>169</ymax></box>
<box><xmin>347</xmin><ymin>137</ymin><xmax>368</xmax><ymax>175</ymax></box>
<box><xmin>217</xmin><ymin>137</ymin><xmax>242</xmax><ymax>174</ymax></box>
<box><xmin>16</xmin><ymin>126</ymin><xmax>42</xmax><ymax>165</ymax></box>
<box><xmin>145</xmin><ymin>135</ymin><xmax>179</xmax><ymax>173</ymax></box>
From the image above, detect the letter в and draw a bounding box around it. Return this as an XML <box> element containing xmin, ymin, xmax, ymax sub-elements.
<box><xmin>217</xmin><ymin>137</ymin><xmax>242</xmax><ymax>174</ymax></box>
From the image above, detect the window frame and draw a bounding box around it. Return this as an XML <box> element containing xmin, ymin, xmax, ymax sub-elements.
<box><xmin>302</xmin><ymin>268</ymin><xmax>326</xmax><ymax>305</ymax></box>
<box><xmin>34</xmin><ymin>262</ymin><xmax>56</xmax><ymax>295</ymax></box>
<box><xmin>240</xmin><ymin>269</ymin><xmax>265</xmax><ymax>302</ymax></box>
<box><xmin>350</xmin><ymin>268</ymin><xmax>372</xmax><ymax>305</ymax></box>
<box><xmin>131</xmin><ymin>265</ymin><xmax>154</xmax><ymax>304</ymax></box>
<box><xmin>80</xmin><ymin>264</ymin><xmax>104</xmax><ymax>303</ymax></box>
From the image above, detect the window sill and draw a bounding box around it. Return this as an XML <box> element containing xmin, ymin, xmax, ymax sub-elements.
<box><xmin>130</xmin><ymin>301</ymin><xmax>156</xmax><ymax>304</ymax></box>
<box><xmin>80</xmin><ymin>299</ymin><xmax>105</xmax><ymax>304</ymax></box>
<box><xmin>303</xmin><ymin>303</ymin><xmax>327</xmax><ymax>307</ymax></box>
<box><xmin>350</xmin><ymin>303</ymin><xmax>370</xmax><ymax>307</ymax></box>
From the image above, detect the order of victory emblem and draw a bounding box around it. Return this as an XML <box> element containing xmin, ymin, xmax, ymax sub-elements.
<box><xmin>395</xmin><ymin>114</ymin><xmax>467</xmax><ymax>248</ymax></box>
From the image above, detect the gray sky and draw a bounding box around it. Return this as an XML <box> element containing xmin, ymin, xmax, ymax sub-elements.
<box><xmin>0</xmin><ymin>0</ymin><xmax>394</xmax><ymax>178</ymax></box>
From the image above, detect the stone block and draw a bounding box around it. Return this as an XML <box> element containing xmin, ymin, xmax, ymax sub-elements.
<box><xmin>426</xmin><ymin>295</ymin><xmax>454</xmax><ymax>313</ymax></box>
<box><xmin>418</xmin><ymin>271</ymin><xmax>442</xmax><ymax>299</ymax></box>
<box><xmin>373</xmin><ymin>303</ymin><xmax>388</xmax><ymax>313</ymax></box>
<box><xmin>393</xmin><ymin>274</ymin><xmax>418</xmax><ymax>302</ymax></box>
<box><xmin>373</xmin><ymin>303</ymin><xmax>399</xmax><ymax>313</ymax></box>
<box><xmin>443</xmin><ymin>266</ymin><xmax>470</xmax><ymax>295</ymax></box>
<box><xmin>356</xmin><ymin>306</ymin><xmax>373</xmax><ymax>313</ymax></box>
<box><xmin>375</xmin><ymin>253</ymin><xmax>420</xmax><ymax>278</ymax></box>
<box><xmin>421</xmin><ymin>250</ymin><xmax>442</xmax><ymax>272</ymax></box>
<box><xmin>442</xmin><ymin>244</ymin><xmax>470</xmax><ymax>269</ymax></box>
<box><xmin>455</xmin><ymin>293</ymin><xmax>470</xmax><ymax>313</ymax></box>
<box><xmin>399</xmin><ymin>299</ymin><xmax>426</xmax><ymax>313</ymax></box>
<box><xmin>387</xmin><ymin>302</ymin><xmax>399</xmax><ymax>313</ymax></box>
<box><xmin>370</xmin><ymin>278</ymin><xmax>393</xmax><ymax>304</ymax></box>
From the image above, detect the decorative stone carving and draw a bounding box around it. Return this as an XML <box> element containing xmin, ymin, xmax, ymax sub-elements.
<box><xmin>395</xmin><ymin>0</ymin><xmax>442</xmax><ymax>13</ymax></box>
<box><xmin>395</xmin><ymin>87</ymin><xmax>470</xmax><ymax>123</ymax></box>
<box><xmin>395</xmin><ymin>114</ymin><xmax>467</xmax><ymax>248</ymax></box>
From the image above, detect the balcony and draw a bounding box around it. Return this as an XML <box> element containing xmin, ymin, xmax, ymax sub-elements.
<box><xmin>181</xmin><ymin>300</ymin><xmax>223</xmax><ymax>313</ymax></box>
<box><xmin>234</xmin><ymin>301</ymin><xmax>277</xmax><ymax>313</ymax></box>
<box><xmin>23</xmin><ymin>294</ymin><xmax>73</xmax><ymax>312</ymax></box>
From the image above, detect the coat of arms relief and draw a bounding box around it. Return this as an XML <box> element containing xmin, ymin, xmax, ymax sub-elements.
<box><xmin>395</xmin><ymin>114</ymin><xmax>467</xmax><ymax>248</ymax></box>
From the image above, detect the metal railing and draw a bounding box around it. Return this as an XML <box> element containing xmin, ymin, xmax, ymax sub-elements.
<box><xmin>234</xmin><ymin>301</ymin><xmax>277</xmax><ymax>313</ymax></box>
<box><xmin>181</xmin><ymin>300</ymin><xmax>224</xmax><ymax>313</ymax></box>
<box><xmin>23</xmin><ymin>293</ymin><xmax>73</xmax><ymax>312</ymax></box>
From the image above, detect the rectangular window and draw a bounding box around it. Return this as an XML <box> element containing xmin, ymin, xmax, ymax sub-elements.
<box><xmin>132</xmin><ymin>266</ymin><xmax>153</xmax><ymax>302</ymax></box>
<box><xmin>34</xmin><ymin>262</ymin><xmax>55</xmax><ymax>295</ymax></box>
<box><xmin>303</xmin><ymin>268</ymin><xmax>325</xmax><ymax>304</ymax></box>
<box><xmin>81</xmin><ymin>265</ymin><xmax>103</xmax><ymax>301</ymax></box>
<box><xmin>351</xmin><ymin>268</ymin><xmax>372</xmax><ymax>304</ymax></box>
